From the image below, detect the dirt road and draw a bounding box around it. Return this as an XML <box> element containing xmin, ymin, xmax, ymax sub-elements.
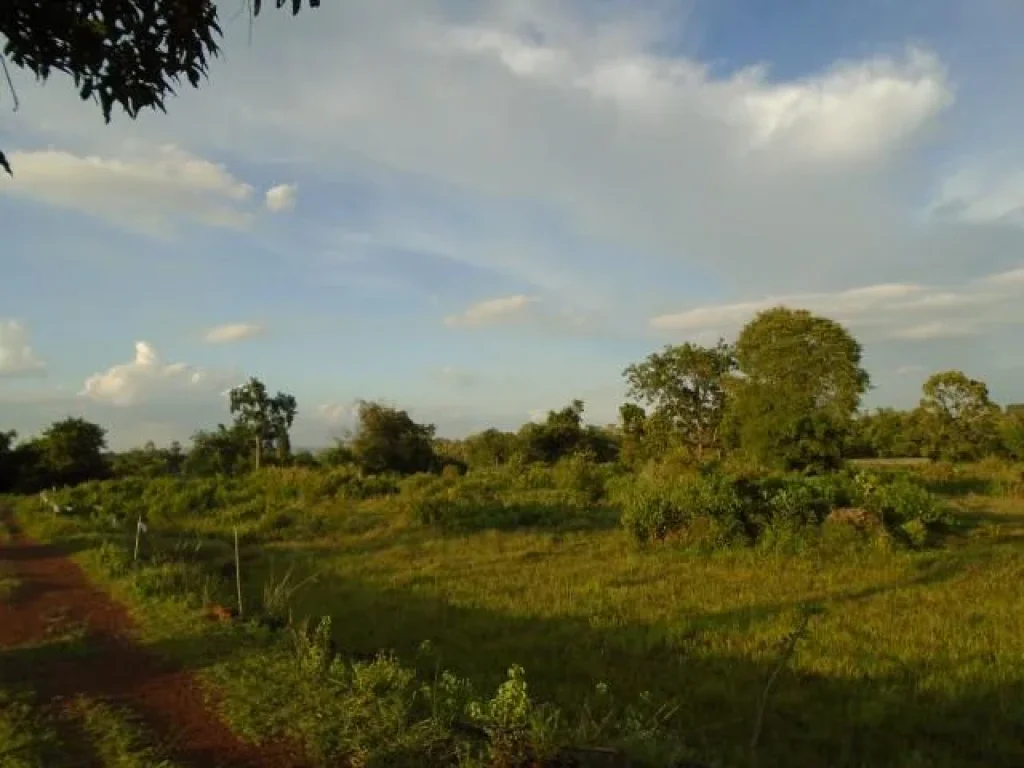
<box><xmin>0</xmin><ymin>516</ymin><xmax>306</xmax><ymax>767</ymax></box>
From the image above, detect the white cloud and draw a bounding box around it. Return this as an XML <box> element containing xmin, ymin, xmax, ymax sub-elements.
<box><xmin>80</xmin><ymin>341</ymin><xmax>234</xmax><ymax>406</ymax></box>
<box><xmin>203</xmin><ymin>322</ymin><xmax>265</xmax><ymax>344</ymax></box>
<box><xmin>0</xmin><ymin>144</ymin><xmax>255</xmax><ymax>235</ymax></box>
<box><xmin>650</xmin><ymin>266</ymin><xmax>1024</xmax><ymax>342</ymax></box>
<box><xmin>265</xmin><ymin>183</ymin><xmax>298</xmax><ymax>212</ymax></box>
<box><xmin>318</xmin><ymin>401</ymin><xmax>360</xmax><ymax>425</ymax></box>
<box><xmin>0</xmin><ymin>320</ymin><xmax>46</xmax><ymax>377</ymax></box>
<box><xmin>444</xmin><ymin>295</ymin><xmax>541</xmax><ymax>328</ymax></box>
<box><xmin>7</xmin><ymin>2</ymin><xmax>967</xmax><ymax>295</ymax></box>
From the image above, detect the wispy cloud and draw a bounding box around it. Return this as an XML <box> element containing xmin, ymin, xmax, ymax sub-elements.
<box><xmin>203</xmin><ymin>322</ymin><xmax>265</xmax><ymax>344</ymax></box>
<box><xmin>444</xmin><ymin>295</ymin><xmax>541</xmax><ymax>328</ymax></box>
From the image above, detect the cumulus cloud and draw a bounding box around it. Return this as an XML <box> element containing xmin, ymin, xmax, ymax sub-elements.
<box><xmin>0</xmin><ymin>320</ymin><xmax>46</xmax><ymax>377</ymax></box>
<box><xmin>444</xmin><ymin>295</ymin><xmax>541</xmax><ymax>328</ymax></box>
<box><xmin>650</xmin><ymin>266</ymin><xmax>1024</xmax><ymax>342</ymax></box>
<box><xmin>80</xmin><ymin>341</ymin><xmax>234</xmax><ymax>406</ymax></box>
<box><xmin>265</xmin><ymin>183</ymin><xmax>298</xmax><ymax>212</ymax></box>
<box><xmin>203</xmin><ymin>322</ymin><xmax>265</xmax><ymax>344</ymax></box>
<box><xmin>0</xmin><ymin>144</ymin><xmax>255</xmax><ymax>235</ymax></box>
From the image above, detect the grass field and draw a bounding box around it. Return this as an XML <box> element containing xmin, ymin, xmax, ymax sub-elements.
<box><xmin>4</xmin><ymin>460</ymin><xmax>1024</xmax><ymax>766</ymax></box>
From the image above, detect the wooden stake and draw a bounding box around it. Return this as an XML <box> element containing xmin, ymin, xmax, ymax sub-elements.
<box><xmin>134</xmin><ymin>514</ymin><xmax>142</xmax><ymax>562</ymax></box>
<box><xmin>234</xmin><ymin>526</ymin><xmax>244</xmax><ymax>619</ymax></box>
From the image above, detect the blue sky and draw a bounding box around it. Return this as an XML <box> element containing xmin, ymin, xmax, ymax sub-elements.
<box><xmin>2</xmin><ymin>0</ymin><xmax>1023</xmax><ymax>449</ymax></box>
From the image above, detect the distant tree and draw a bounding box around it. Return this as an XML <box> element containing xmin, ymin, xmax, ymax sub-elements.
<box><xmin>290</xmin><ymin>449</ymin><xmax>320</xmax><ymax>469</ymax></box>
<box><xmin>623</xmin><ymin>340</ymin><xmax>736</xmax><ymax>461</ymax></box>
<box><xmin>617</xmin><ymin>403</ymin><xmax>647</xmax><ymax>466</ymax></box>
<box><xmin>918</xmin><ymin>371</ymin><xmax>1000</xmax><ymax>461</ymax></box>
<box><xmin>348</xmin><ymin>401</ymin><xmax>437</xmax><ymax>475</ymax></box>
<box><xmin>999</xmin><ymin>408</ymin><xmax>1024</xmax><ymax>460</ymax></box>
<box><xmin>320</xmin><ymin>440</ymin><xmax>356</xmax><ymax>468</ymax></box>
<box><xmin>517</xmin><ymin>400</ymin><xmax>619</xmax><ymax>464</ymax></box>
<box><xmin>184</xmin><ymin>424</ymin><xmax>251</xmax><ymax>477</ymax></box>
<box><xmin>109</xmin><ymin>440</ymin><xmax>186</xmax><ymax>478</ymax></box>
<box><xmin>462</xmin><ymin>428</ymin><xmax>520</xmax><ymax>468</ymax></box>
<box><xmin>269</xmin><ymin>392</ymin><xmax>298</xmax><ymax>462</ymax></box>
<box><xmin>229</xmin><ymin>378</ymin><xmax>298</xmax><ymax>469</ymax></box>
<box><xmin>725</xmin><ymin>307</ymin><xmax>870</xmax><ymax>471</ymax></box>
<box><xmin>849</xmin><ymin>407</ymin><xmax>926</xmax><ymax>459</ymax></box>
<box><xmin>0</xmin><ymin>429</ymin><xmax>20</xmax><ymax>491</ymax></box>
<box><xmin>33</xmin><ymin>417</ymin><xmax>109</xmax><ymax>486</ymax></box>
<box><xmin>0</xmin><ymin>0</ymin><xmax>320</xmax><ymax>175</ymax></box>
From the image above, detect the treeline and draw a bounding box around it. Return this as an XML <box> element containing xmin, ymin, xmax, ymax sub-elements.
<box><xmin>2</xmin><ymin>307</ymin><xmax>1023</xmax><ymax>493</ymax></box>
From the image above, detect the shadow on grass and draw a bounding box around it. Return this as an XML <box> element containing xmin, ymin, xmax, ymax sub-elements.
<box><xmin>126</xmin><ymin>540</ymin><xmax>1021</xmax><ymax>768</ymax></box>
<box><xmin>418</xmin><ymin>501</ymin><xmax>621</xmax><ymax>536</ymax></box>
<box><xmin>918</xmin><ymin>477</ymin><xmax>997</xmax><ymax>497</ymax></box>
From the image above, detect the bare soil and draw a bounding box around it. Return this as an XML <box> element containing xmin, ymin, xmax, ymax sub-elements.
<box><xmin>0</xmin><ymin>517</ymin><xmax>307</xmax><ymax>768</ymax></box>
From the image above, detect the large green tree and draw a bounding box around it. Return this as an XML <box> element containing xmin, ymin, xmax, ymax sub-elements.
<box><xmin>0</xmin><ymin>0</ymin><xmax>320</xmax><ymax>175</ymax></box>
<box><xmin>348</xmin><ymin>401</ymin><xmax>437</xmax><ymax>475</ymax></box>
<box><xmin>33</xmin><ymin>417</ymin><xmax>109</xmax><ymax>486</ymax></box>
<box><xmin>726</xmin><ymin>307</ymin><xmax>870</xmax><ymax>470</ymax></box>
<box><xmin>623</xmin><ymin>340</ymin><xmax>736</xmax><ymax>460</ymax></box>
<box><xmin>918</xmin><ymin>370</ymin><xmax>999</xmax><ymax>461</ymax></box>
<box><xmin>229</xmin><ymin>377</ymin><xmax>298</xmax><ymax>469</ymax></box>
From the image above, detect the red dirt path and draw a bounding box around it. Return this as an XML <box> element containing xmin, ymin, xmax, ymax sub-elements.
<box><xmin>0</xmin><ymin>517</ymin><xmax>307</xmax><ymax>768</ymax></box>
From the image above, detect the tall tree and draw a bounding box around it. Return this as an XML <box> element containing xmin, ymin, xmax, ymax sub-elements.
<box><xmin>726</xmin><ymin>307</ymin><xmax>870</xmax><ymax>470</ymax></box>
<box><xmin>229</xmin><ymin>377</ymin><xmax>298</xmax><ymax>469</ymax></box>
<box><xmin>623</xmin><ymin>340</ymin><xmax>736</xmax><ymax>460</ymax></box>
<box><xmin>918</xmin><ymin>370</ymin><xmax>999</xmax><ymax>461</ymax></box>
<box><xmin>0</xmin><ymin>0</ymin><xmax>321</xmax><ymax>175</ymax></box>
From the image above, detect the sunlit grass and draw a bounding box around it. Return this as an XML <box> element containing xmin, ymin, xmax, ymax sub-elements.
<box><xmin>10</xmin><ymin>463</ymin><xmax>1024</xmax><ymax>766</ymax></box>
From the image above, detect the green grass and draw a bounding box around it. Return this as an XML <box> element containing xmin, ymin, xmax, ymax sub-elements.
<box><xmin>65</xmin><ymin>697</ymin><xmax>179</xmax><ymax>768</ymax></box>
<box><xmin>0</xmin><ymin>687</ymin><xmax>176</xmax><ymax>768</ymax></box>
<box><xmin>10</xmin><ymin>462</ymin><xmax>1024</xmax><ymax>767</ymax></box>
<box><xmin>0</xmin><ymin>689</ymin><xmax>59</xmax><ymax>768</ymax></box>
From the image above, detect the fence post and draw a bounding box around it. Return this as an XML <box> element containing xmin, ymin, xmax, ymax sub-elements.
<box><xmin>234</xmin><ymin>526</ymin><xmax>244</xmax><ymax>619</ymax></box>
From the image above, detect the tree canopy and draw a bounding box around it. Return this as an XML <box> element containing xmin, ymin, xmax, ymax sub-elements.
<box><xmin>229</xmin><ymin>377</ymin><xmax>298</xmax><ymax>470</ymax></box>
<box><xmin>623</xmin><ymin>339</ymin><xmax>735</xmax><ymax>460</ymax></box>
<box><xmin>918</xmin><ymin>370</ymin><xmax>999</xmax><ymax>461</ymax></box>
<box><xmin>0</xmin><ymin>0</ymin><xmax>321</xmax><ymax>175</ymax></box>
<box><xmin>727</xmin><ymin>307</ymin><xmax>870</xmax><ymax>470</ymax></box>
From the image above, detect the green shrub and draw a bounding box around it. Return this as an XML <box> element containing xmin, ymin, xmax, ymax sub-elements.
<box><xmin>859</xmin><ymin>475</ymin><xmax>951</xmax><ymax>527</ymax></box>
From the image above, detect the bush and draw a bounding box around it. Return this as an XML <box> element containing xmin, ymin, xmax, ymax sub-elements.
<box><xmin>618</xmin><ymin>474</ymin><xmax>746</xmax><ymax>544</ymax></box>
<box><xmin>862</xmin><ymin>477</ymin><xmax>951</xmax><ymax>527</ymax></box>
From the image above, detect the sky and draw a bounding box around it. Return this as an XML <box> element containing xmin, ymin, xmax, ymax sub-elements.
<box><xmin>2</xmin><ymin>0</ymin><xmax>1024</xmax><ymax>450</ymax></box>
